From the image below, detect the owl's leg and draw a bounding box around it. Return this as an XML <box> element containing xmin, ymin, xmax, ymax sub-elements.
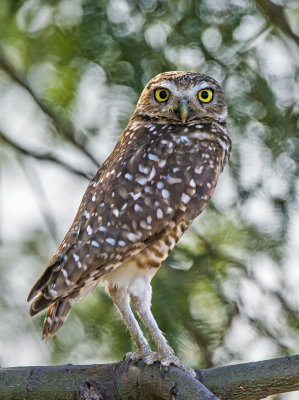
<box><xmin>130</xmin><ymin>285</ymin><xmax>196</xmax><ymax>378</ymax></box>
<box><xmin>108</xmin><ymin>286</ymin><xmax>152</xmax><ymax>362</ymax></box>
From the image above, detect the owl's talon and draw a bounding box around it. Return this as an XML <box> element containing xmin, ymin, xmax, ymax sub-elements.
<box><xmin>124</xmin><ymin>349</ymin><xmax>153</xmax><ymax>370</ymax></box>
<box><xmin>139</xmin><ymin>357</ymin><xmax>148</xmax><ymax>369</ymax></box>
<box><xmin>126</xmin><ymin>357</ymin><xmax>133</xmax><ymax>370</ymax></box>
<box><xmin>143</xmin><ymin>351</ymin><xmax>196</xmax><ymax>378</ymax></box>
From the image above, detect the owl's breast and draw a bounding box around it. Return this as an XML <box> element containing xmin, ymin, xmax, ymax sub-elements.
<box><xmin>157</xmin><ymin>124</ymin><xmax>230</xmax><ymax>222</ymax></box>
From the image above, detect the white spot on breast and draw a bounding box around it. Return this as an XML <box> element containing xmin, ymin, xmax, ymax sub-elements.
<box><xmin>181</xmin><ymin>193</ymin><xmax>191</xmax><ymax>204</ymax></box>
<box><xmin>157</xmin><ymin>208</ymin><xmax>163</xmax><ymax>219</ymax></box>
<box><xmin>136</xmin><ymin>176</ymin><xmax>147</xmax><ymax>185</ymax></box>
<box><xmin>127</xmin><ymin>233</ymin><xmax>137</xmax><ymax>242</ymax></box>
<box><xmin>159</xmin><ymin>159</ymin><xmax>166</xmax><ymax>168</ymax></box>
<box><xmin>190</xmin><ymin>179</ymin><xmax>196</xmax><ymax>188</ymax></box>
<box><xmin>131</xmin><ymin>192</ymin><xmax>141</xmax><ymax>201</ymax></box>
<box><xmin>140</xmin><ymin>221</ymin><xmax>151</xmax><ymax>230</ymax></box>
<box><xmin>157</xmin><ymin>181</ymin><xmax>164</xmax><ymax>189</ymax></box>
<box><xmin>149</xmin><ymin>166</ymin><xmax>156</xmax><ymax>180</ymax></box>
<box><xmin>125</xmin><ymin>173</ymin><xmax>133</xmax><ymax>181</ymax></box>
<box><xmin>118</xmin><ymin>240</ymin><xmax>126</xmax><ymax>247</ymax></box>
<box><xmin>87</xmin><ymin>225</ymin><xmax>92</xmax><ymax>235</ymax></box>
<box><xmin>92</xmin><ymin>240</ymin><xmax>100</xmax><ymax>247</ymax></box>
<box><xmin>99</xmin><ymin>226</ymin><xmax>107</xmax><ymax>232</ymax></box>
<box><xmin>178</xmin><ymin>135</ymin><xmax>190</xmax><ymax>143</ymax></box>
<box><xmin>106</xmin><ymin>238</ymin><xmax>116</xmax><ymax>246</ymax></box>
<box><xmin>113</xmin><ymin>209</ymin><xmax>119</xmax><ymax>217</ymax></box>
<box><xmin>148</xmin><ymin>153</ymin><xmax>158</xmax><ymax>161</ymax></box>
<box><xmin>134</xmin><ymin>204</ymin><xmax>143</xmax><ymax>212</ymax></box>
<box><xmin>139</xmin><ymin>165</ymin><xmax>149</xmax><ymax>174</ymax></box>
<box><xmin>73</xmin><ymin>254</ymin><xmax>79</xmax><ymax>262</ymax></box>
<box><xmin>162</xmin><ymin>189</ymin><xmax>170</xmax><ymax>199</ymax></box>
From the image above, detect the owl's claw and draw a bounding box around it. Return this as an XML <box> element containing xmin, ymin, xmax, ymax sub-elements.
<box><xmin>142</xmin><ymin>351</ymin><xmax>196</xmax><ymax>378</ymax></box>
<box><xmin>126</xmin><ymin>357</ymin><xmax>133</xmax><ymax>371</ymax></box>
<box><xmin>139</xmin><ymin>357</ymin><xmax>148</xmax><ymax>370</ymax></box>
<box><xmin>124</xmin><ymin>347</ymin><xmax>153</xmax><ymax>368</ymax></box>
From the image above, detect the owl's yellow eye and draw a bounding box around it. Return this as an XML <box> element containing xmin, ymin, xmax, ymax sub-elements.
<box><xmin>155</xmin><ymin>88</ymin><xmax>170</xmax><ymax>102</ymax></box>
<box><xmin>198</xmin><ymin>89</ymin><xmax>213</xmax><ymax>103</ymax></box>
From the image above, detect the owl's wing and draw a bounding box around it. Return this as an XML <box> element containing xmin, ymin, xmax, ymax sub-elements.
<box><xmin>30</xmin><ymin>137</ymin><xmax>177</xmax><ymax>295</ymax></box>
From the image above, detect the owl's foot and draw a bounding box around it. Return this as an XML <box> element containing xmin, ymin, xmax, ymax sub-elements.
<box><xmin>124</xmin><ymin>346</ymin><xmax>153</xmax><ymax>366</ymax></box>
<box><xmin>142</xmin><ymin>351</ymin><xmax>196</xmax><ymax>378</ymax></box>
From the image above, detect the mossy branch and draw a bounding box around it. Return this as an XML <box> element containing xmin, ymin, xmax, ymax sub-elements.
<box><xmin>1</xmin><ymin>355</ymin><xmax>299</xmax><ymax>400</ymax></box>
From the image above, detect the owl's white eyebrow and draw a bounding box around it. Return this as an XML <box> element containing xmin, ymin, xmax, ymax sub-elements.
<box><xmin>154</xmin><ymin>81</ymin><xmax>214</xmax><ymax>98</ymax></box>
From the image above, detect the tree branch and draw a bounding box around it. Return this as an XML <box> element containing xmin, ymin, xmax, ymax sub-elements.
<box><xmin>255</xmin><ymin>0</ymin><xmax>299</xmax><ymax>47</ymax></box>
<box><xmin>199</xmin><ymin>354</ymin><xmax>299</xmax><ymax>399</ymax></box>
<box><xmin>0</xmin><ymin>52</ymin><xmax>100</xmax><ymax>168</ymax></box>
<box><xmin>1</xmin><ymin>361</ymin><xmax>218</xmax><ymax>400</ymax></box>
<box><xmin>0</xmin><ymin>130</ymin><xmax>92</xmax><ymax>180</ymax></box>
<box><xmin>1</xmin><ymin>355</ymin><xmax>299</xmax><ymax>399</ymax></box>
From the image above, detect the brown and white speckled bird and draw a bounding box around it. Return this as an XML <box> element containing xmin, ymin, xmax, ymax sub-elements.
<box><xmin>27</xmin><ymin>71</ymin><xmax>231</xmax><ymax>377</ymax></box>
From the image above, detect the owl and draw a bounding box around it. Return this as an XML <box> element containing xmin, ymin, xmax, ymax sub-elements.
<box><xmin>27</xmin><ymin>71</ymin><xmax>231</xmax><ymax>378</ymax></box>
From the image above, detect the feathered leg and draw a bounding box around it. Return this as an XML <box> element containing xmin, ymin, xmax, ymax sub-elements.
<box><xmin>130</xmin><ymin>284</ymin><xmax>196</xmax><ymax>377</ymax></box>
<box><xmin>108</xmin><ymin>286</ymin><xmax>152</xmax><ymax>361</ymax></box>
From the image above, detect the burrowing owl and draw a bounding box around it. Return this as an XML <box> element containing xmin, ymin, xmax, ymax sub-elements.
<box><xmin>28</xmin><ymin>71</ymin><xmax>231</xmax><ymax>377</ymax></box>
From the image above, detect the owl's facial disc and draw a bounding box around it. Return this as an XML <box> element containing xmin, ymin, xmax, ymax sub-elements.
<box><xmin>135</xmin><ymin>72</ymin><xmax>227</xmax><ymax>124</ymax></box>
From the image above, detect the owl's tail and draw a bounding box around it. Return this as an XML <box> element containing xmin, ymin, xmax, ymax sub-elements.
<box><xmin>42</xmin><ymin>297</ymin><xmax>75</xmax><ymax>341</ymax></box>
<box><xmin>29</xmin><ymin>292</ymin><xmax>52</xmax><ymax>316</ymax></box>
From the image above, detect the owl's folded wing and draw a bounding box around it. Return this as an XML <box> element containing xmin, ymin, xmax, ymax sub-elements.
<box><xmin>27</xmin><ymin>124</ymin><xmax>191</xmax><ymax>310</ymax></box>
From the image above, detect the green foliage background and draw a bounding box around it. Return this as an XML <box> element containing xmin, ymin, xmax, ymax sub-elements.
<box><xmin>0</xmin><ymin>1</ymin><xmax>298</xmax><ymax>397</ymax></box>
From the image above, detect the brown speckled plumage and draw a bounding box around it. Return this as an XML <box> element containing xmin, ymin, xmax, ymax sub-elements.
<box><xmin>28</xmin><ymin>71</ymin><xmax>231</xmax><ymax>376</ymax></box>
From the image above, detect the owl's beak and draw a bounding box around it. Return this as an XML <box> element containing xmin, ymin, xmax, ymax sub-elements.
<box><xmin>179</xmin><ymin>99</ymin><xmax>189</xmax><ymax>123</ymax></box>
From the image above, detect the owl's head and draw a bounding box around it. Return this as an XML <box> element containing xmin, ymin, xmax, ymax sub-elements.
<box><xmin>134</xmin><ymin>71</ymin><xmax>227</xmax><ymax>124</ymax></box>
